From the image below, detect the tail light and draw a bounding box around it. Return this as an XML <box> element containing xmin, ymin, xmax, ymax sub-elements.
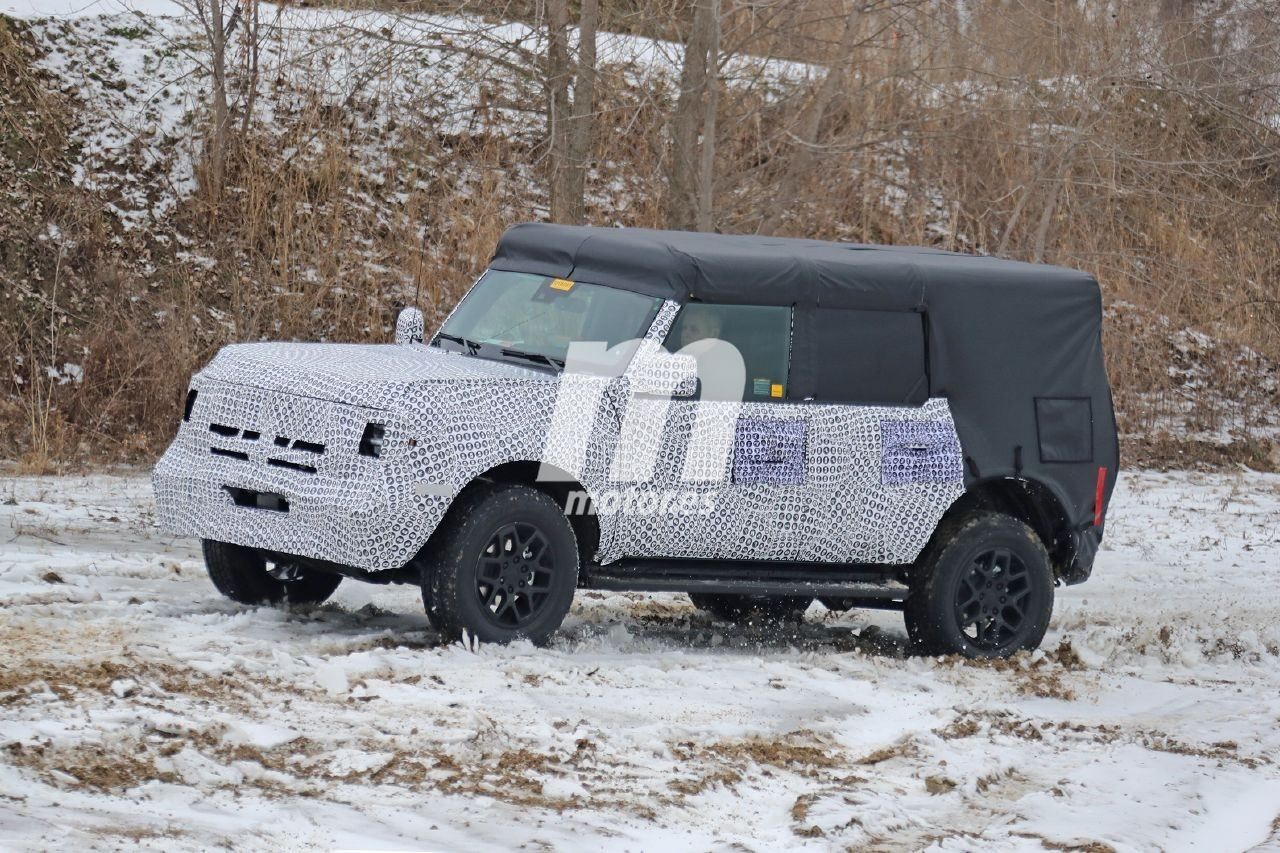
<box><xmin>1093</xmin><ymin>466</ymin><xmax>1108</xmax><ymax>526</ymax></box>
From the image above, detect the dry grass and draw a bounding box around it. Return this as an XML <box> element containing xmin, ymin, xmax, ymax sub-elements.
<box><xmin>856</xmin><ymin>738</ymin><xmax>917</xmax><ymax>765</ymax></box>
<box><xmin>3</xmin><ymin>740</ymin><xmax>179</xmax><ymax>793</ymax></box>
<box><xmin>1013</xmin><ymin>832</ymin><xmax>1118</xmax><ymax>853</ymax></box>
<box><xmin>3</xmin><ymin>3</ymin><xmax>1280</xmax><ymax>468</ymax></box>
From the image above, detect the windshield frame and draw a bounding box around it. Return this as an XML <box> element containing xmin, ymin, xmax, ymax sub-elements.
<box><xmin>431</xmin><ymin>269</ymin><xmax>665</xmax><ymax>375</ymax></box>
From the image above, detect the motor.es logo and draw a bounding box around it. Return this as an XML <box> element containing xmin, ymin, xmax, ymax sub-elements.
<box><xmin>540</xmin><ymin>337</ymin><xmax>749</xmax><ymax>518</ymax></box>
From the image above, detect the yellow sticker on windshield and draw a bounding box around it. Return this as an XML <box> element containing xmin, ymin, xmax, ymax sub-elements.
<box><xmin>550</xmin><ymin>278</ymin><xmax>575</xmax><ymax>292</ymax></box>
<box><xmin>771</xmin><ymin>383</ymin><xmax>784</xmax><ymax>398</ymax></box>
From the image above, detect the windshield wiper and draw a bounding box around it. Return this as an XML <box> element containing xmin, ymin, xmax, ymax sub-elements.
<box><xmin>437</xmin><ymin>333</ymin><xmax>562</xmax><ymax>372</ymax></box>
<box><xmin>433</xmin><ymin>332</ymin><xmax>481</xmax><ymax>354</ymax></box>
<box><xmin>500</xmin><ymin>348</ymin><xmax>564</xmax><ymax>373</ymax></box>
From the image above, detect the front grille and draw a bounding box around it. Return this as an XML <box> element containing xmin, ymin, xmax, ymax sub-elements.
<box><xmin>203</xmin><ymin>417</ymin><xmax>326</xmax><ymax>475</ymax></box>
<box><xmin>267</xmin><ymin>457</ymin><xmax>317</xmax><ymax>474</ymax></box>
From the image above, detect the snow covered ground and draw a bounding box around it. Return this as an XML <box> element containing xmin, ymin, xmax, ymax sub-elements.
<box><xmin>1</xmin><ymin>469</ymin><xmax>1279</xmax><ymax>851</ymax></box>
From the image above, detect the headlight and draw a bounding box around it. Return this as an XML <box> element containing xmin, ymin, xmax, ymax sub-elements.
<box><xmin>359</xmin><ymin>423</ymin><xmax>386</xmax><ymax>458</ymax></box>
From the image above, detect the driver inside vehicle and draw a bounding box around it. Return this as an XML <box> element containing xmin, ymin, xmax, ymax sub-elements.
<box><xmin>670</xmin><ymin>307</ymin><xmax>723</xmax><ymax>351</ymax></box>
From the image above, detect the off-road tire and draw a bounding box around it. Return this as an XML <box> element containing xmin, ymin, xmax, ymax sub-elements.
<box><xmin>904</xmin><ymin>513</ymin><xmax>1053</xmax><ymax>658</ymax></box>
<box><xmin>421</xmin><ymin>483</ymin><xmax>578</xmax><ymax>645</ymax></box>
<box><xmin>202</xmin><ymin>539</ymin><xmax>342</xmax><ymax>606</ymax></box>
<box><xmin>688</xmin><ymin>593</ymin><xmax>813</xmax><ymax>624</ymax></box>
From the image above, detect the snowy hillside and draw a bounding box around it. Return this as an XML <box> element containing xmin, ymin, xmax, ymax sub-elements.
<box><xmin>4</xmin><ymin>0</ymin><xmax>1280</xmax><ymax>466</ymax></box>
<box><xmin>2</xmin><ymin>469</ymin><xmax>1279</xmax><ymax>850</ymax></box>
<box><xmin>8</xmin><ymin>0</ymin><xmax>804</xmax><ymax>239</ymax></box>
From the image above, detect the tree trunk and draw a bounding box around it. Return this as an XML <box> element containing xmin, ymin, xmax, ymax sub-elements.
<box><xmin>208</xmin><ymin>0</ymin><xmax>228</xmax><ymax>204</ymax></box>
<box><xmin>1031</xmin><ymin>154</ymin><xmax>1071</xmax><ymax>264</ymax></box>
<box><xmin>666</xmin><ymin>0</ymin><xmax>719</xmax><ymax>232</ymax></box>
<box><xmin>756</xmin><ymin>6</ymin><xmax>859</xmax><ymax>236</ymax></box>
<box><xmin>1159</xmin><ymin>0</ymin><xmax>1217</xmax><ymax>89</ymax></box>
<box><xmin>694</xmin><ymin>1</ymin><xmax>718</xmax><ymax>233</ymax></box>
<box><xmin>562</xmin><ymin>0</ymin><xmax>598</xmax><ymax>225</ymax></box>
<box><xmin>546</xmin><ymin>0</ymin><xmax>573</xmax><ymax>222</ymax></box>
<box><xmin>239</xmin><ymin>0</ymin><xmax>259</xmax><ymax>138</ymax></box>
<box><xmin>188</xmin><ymin>0</ymin><xmax>241</xmax><ymax>207</ymax></box>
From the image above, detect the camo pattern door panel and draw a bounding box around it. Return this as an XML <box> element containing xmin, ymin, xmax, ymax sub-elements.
<box><xmin>602</xmin><ymin>400</ymin><xmax>811</xmax><ymax>562</ymax></box>
<box><xmin>794</xmin><ymin>398</ymin><xmax>965</xmax><ymax>564</ymax></box>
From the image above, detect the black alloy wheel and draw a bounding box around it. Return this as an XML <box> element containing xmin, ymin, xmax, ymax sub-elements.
<box><xmin>904</xmin><ymin>512</ymin><xmax>1053</xmax><ymax>658</ymax></box>
<box><xmin>953</xmin><ymin>547</ymin><xmax>1033</xmax><ymax>650</ymax></box>
<box><xmin>421</xmin><ymin>482</ymin><xmax>579</xmax><ymax>645</ymax></box>
<box><xmin>475</xmin><ymin>522</ymin><xmax>556</xmax><ymax>630</ymax></box>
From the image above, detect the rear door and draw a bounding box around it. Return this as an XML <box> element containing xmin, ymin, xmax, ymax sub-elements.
<box><xmin>787</xmin><ymin>307</ymin><xmax>962</xmax><ymax>564</ymax></box>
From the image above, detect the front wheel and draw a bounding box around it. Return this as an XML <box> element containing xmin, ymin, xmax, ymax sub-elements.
<box><xmin>904</xmin><ymin>513</ymin><xmax>1054</xmax><ymax>658</ymax></box>
<box><xmin>202</xmin><ymin>540</ymin><xmax>342</xmax><ymax>606</ymax></box>
<box><xmin>421</xmin><ymin>483</ymin><xmax>579</xmax><ymax>645</ymax></box>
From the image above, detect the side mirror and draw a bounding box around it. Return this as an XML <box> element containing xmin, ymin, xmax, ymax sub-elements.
<box><xmin>395</xmin><ymin>307</ymin><xmax>424</xmax><ymax>345</ymax></box>
<box><xmin>629</xmin><ymin>348</ymin><xmax>698</xmax><ymax>398</ymax></box>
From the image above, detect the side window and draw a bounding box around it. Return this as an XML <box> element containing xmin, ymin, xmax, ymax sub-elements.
<box><xmin>665</xmin><ymin>303</ymin><xmax>792</xmax><ymax>401</ymax></box>
<box><xmin>799</xmin><ymin>308</ymin><xmax>928</xmax><ymax>405</ymax></box>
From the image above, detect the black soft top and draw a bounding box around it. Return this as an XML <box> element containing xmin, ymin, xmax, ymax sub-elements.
<box><xmin>491</xmin><ymin>222</ymin><xmax>1097</xmax><ymax>311</ymax></box>
<box><xmin>491</xmin><ymin>223</ymin><xmax>1118</xmax><ymax>538</ymax></box>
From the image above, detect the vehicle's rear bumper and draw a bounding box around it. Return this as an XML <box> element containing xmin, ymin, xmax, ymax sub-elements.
<box><xmin>1060</xmin><ymin>524</ymin><xmax>1101</xmax><ymax>585</ymax></box>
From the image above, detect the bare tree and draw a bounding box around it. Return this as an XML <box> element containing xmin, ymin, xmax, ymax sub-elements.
<box><xmin>547</xmin><ymin>0</ymin><xmax>599</xmax><ymax>224</ymax></box>
<box><xmin>694</xmin><ymin>0</ymin><xmax>719</xmax><ymax>233</ymax></box>
<box><xmin>756</xmin><ymin>5</ymin><xmax>861</xmax><ymax>236</ymax></box>
<box><xmin>666</xmin><ymin>0</ymin><xmax>720</xmax><ymax>232</ymax></box>
<box><xmin>181</xmin><ymin>0</ymin><xmax>243</xmax><ymax>205</ymax></box>
<box><xmin>239</xmin><ymin>0</ymin><xmax>260</xmax><ymax>138</ymax></box>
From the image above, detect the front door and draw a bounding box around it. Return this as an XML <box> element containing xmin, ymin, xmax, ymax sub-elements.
<box><xmin>611</xmin><ymin>303</ymin><xmax>811</xmax><ymax>562</ymax></box>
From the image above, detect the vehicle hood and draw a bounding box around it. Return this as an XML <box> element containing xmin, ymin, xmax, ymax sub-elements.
<box><xmin>197</xmin><ymin>341</ymin><xmax>554</xmax><ymax>408</ymax></box>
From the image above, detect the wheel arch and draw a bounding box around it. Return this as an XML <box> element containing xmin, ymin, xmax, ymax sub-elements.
<box><xmin>433</xmin><ymin>460</ymin><xmax>601</xmax><ymax>568</ymax></box>
<box><xmin>935</xmin><ymin>476</ymin><xmax>1076</xmax><ymax>580</ymax></box>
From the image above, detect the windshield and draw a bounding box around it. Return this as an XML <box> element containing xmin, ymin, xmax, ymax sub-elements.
<box><xmin>436</xmin><ymin>270</ymin><xmax>663</xmax><ymax>369</ymax></box>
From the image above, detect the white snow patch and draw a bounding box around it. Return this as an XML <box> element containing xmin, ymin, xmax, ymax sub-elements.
<box><xmin>1</xmin><ymin>469</ymin><xmax>1279</xmax><ymax>849</ymax></box>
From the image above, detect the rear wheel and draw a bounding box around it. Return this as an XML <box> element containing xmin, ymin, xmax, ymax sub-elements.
<box><xmin>421</xmin><ymin>483</ymin><xmax>579</xmax><ymax>645</ymax></box>
<box><xmin>904</xmin><ymin>513</ymin><xmax>1053</xmax><ymax>658</ymax></box>
<box><xmin>688</xmin><ymin>593</ymin><xmax>812</xmax><ymax>624</ymax></box>
<box><xmin>202</xmin><ymin>540</ymin><xmax>342</xmax><ymax>606</ymax></box>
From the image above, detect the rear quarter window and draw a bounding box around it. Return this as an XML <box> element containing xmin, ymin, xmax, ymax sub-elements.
<box><xmin>794</xmin><ymin>308</ymin><xmax>928</xmax><ymax>406</ymax></box>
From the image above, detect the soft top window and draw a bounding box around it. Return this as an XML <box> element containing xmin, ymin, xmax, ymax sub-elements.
<box><xmin>665</xmin><ymin>303</ymin><xmax>791</xmax><ymax>401</ymax></box>
<box><xmin>791</xmin><ymin>308</ymin><xmax>928</xmax><ymax>406</ymax></box>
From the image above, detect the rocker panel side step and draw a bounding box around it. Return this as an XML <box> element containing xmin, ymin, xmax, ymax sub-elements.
<box><xmin>584</xmin><ymin>558</ymin><xmax>909</xmax><ymax>599</ymax></box>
